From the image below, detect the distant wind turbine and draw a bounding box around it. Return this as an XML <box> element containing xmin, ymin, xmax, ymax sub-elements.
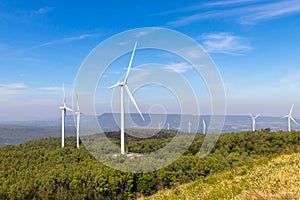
<box><xmin>203</xmin><ymin>120</ymin><xmax>206</xmax><ymax>135</ymax></box>
<box><xmin>75</xmin><ymin>94</ymin><xmax>81</xmax><ymax>149</ymax></box>
<box><xmin>282</xmin><ymin>104</ymin><xmax>298</xmax><ymax>132</ymax></box>
<box><xmin>108</xmin><ymin>42</ymin><xmax>144</xmax><ymax>155</ymax></box>
<box><xmin>167</xmin><ymin>123</ymin><xmax>170</xmax><ymax>130</ymax></box>
<box><xmin>59</xmin><ymin>83</ymin><xmax>72</xmax><ymax>148</ymax></box>
<box><xmin>249</xmin><ymin>113</ymin><xmax>260</xmax><ymax>132</ymax></box>
<box><xmin>188</xmin><ymin>121</ymin><xmax>192</xmax><ymax>134</ymax></box>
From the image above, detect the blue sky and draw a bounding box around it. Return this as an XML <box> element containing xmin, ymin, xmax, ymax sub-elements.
<box><xmin>1</xmin><ymin>0</ymin><xmax>300</xmax><ymax>121</ymax></box>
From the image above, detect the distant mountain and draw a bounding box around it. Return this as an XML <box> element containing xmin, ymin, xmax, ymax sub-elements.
<box><xmin>0</xmin><ymin>113</ymin><xmax>298</xmax><ymax>146</ymax></box>
<box><xmin>97</xmin><ymin>113</ymin><xmax>299</xmax><ymax>133</ymax></box>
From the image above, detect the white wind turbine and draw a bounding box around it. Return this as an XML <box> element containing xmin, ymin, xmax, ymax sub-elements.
<box><xmin>249</xmin><ymin>113</ymin><xmax>260</xmax><ymax>132</ymax></box>
<box><xmin>108</xmin><ymin>42</ymin><xmax>144</xmax><ymax>155</ymax></box>
<box><xmin>167</xmin><ymin>123</ymin><xmax>170</xmax><ymax>130</ymax></box>
<box><xmin>59</xmin><ymin>84</ymin><xmax>72</xmax><ymax>148</ymax></box>
<box><xmin>75</xmin><ymin>94</ymin><xmax>81</xmax><ymax>149</ymax></box>
<box><xmin>188</xmin><ymin>121</ymin><xmax>192</xmax><ymax>134</ymax></box>
<box><xmin>282</xmin><ymin>104</ymin><xmax>298</xmax><ymax>132</ymax></box>
<box><xmin>203</xmin><ymin>120</ymin><xmax>206</xmax><ymax>135</ymax></box>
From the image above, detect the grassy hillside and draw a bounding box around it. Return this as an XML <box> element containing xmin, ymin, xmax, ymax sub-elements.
<box><xmin>142</xmin><ymin>152</ymin><xmax>300</xmax><ymax>200</ymax></box>
<box><xmin>0</xmin><ymin>130</ymin><xmax>299</xmax><ymax>199</ymax></box>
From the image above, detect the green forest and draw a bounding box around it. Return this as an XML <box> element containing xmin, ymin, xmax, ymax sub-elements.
<box><xmin>0</xmin><ymin>129</ymin><xmax>300</xmax><ymax>199</ymax></box>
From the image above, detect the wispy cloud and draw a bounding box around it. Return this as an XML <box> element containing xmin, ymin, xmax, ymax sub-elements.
<box><xmin>134</xmin><ymin>28</ymin><xmax>158</xmax><ymax>38</ymax></box>
<box><xmin>200</xmin><ymin>32</ymin><xmax>252</xmax><ymax>55</ymax></box>
<box><xmin>18</xmin><ymin>33</ymin><xmax>101</xmax><ymax>53</ymax></box>
<box><xmin>0</xmin><ymin>83</ymin><xmax>27</xmax><ymax>95</ymax></box>
<box><xmin>37</xmin><ymin>33</ymin><xmax>101</xmax><ymax>48</ymax></box>
<box><xmin>163</xmin><ymin>62</ymin><xmax>193</xmax><ymax>73</ymax></box>
<box><xmin>0</xmin><ymin>83</ymin><xmax>65</xmax><ymax>96</ymax></box>
<box><xmin>155</xmin><ymin>0</ymin><xmax>256</xmax><ymax>16</ymax></box>
<box><xmin>166</xmin><ymin>0</ymin><xmax>300</xmax><ymax>26</ymax></box>
<box><xmin>35</xmin><ymin>86</ymin><xmax>61</xmax><ymax>91</ymax></box>
<box><xmin>0</xmin><ymin>83</ymin><xmax>27</xmax><ymax>89</ymax></box>
<box><xmin>117</xmin><ymin>41</ymin><xmax>130</xmax><ymax>46</ymax></box>
<box><xmin>33</xmin><ymin>7</ymin><xmax>54</xmax><ymax>14</ymax></box>
<box><xmin>238</xmin><ymin>0</ymin><xmax>300</xmax><ymax>24</ymax></box>
<box><xmin>204</xmin><ymin>0</ymin><xmax>258</xmax><ymax>7</ymax></box>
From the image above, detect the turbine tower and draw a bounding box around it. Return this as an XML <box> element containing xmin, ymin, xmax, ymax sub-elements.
<box><xmin>282</xmin><ymin>104</ymin><xmax>298</xmax><ymax>132</ymax></box>
<box><xmin>167</xmin><ymin>123</ymin><xmax>170</xmax><ymax>130</ymax></box>
<box><xmin>75</xmin><ymin>94</ymin><xmax>81</xmax><ymax>149</ymax></box>
<box><xmin>188</xmin><ymin>121</ymin><xmax>192</xmax><ymax>134</ymax></box>
<box><xmin>249</xmin><ymin>113</ymin><xmax>260</xmax><ymax>132</ymax></box>
<box><xmin>59</xmin><ymin>83</ymin><xmax>72</xmax><ymax>148</ymax></box>
<box><xmin>203</xmin><ymin>120</ymin><xmax>206</xmax><ymax>135</ymax></box>
<box><xmin>108</xmin><ymin>42</ymin><xmax>144</xmax><ymax>155</ymax></box>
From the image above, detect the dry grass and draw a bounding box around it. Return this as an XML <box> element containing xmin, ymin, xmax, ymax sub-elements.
<box><xmin>140</xmin><ymin>153</ymin><xmax>300</xmax><ymax>200</ymax></box>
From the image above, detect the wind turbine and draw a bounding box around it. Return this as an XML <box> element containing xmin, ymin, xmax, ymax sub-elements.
<box><xmin>59</xmin><ymin>83</ymin><xmax>72</xmax><ymax>148</ymax></box>
<box><xmin>75</xmin><ymin>94</ymin><xmax>81</xmax><ymax>149</ymax></box>
<box><xmin>188</xmin><ymin>121</ymin><xmax>192</xmax><ymax>134</ymax></box>
<box><xmin>282</xmin><ymin>104</ymin><xmax>298</xmax><ymax>132</ymax></box>
<box><xmin>167</xmin><ymin>123</ymin><xmax>170</xmax><ymax>130</ymax></box>
<box><xmin>203</xmin><ymin>120</ymin><xmax>206</xmax><ymax>135</ymax></box>
<box><xmin>249</xmin><ymin>113</ymin><xmax>260</xmax><ymax>132</ymax></box>
<box><xmin>108</xmin><ymin>42</ymin><xmax>144</xmax><ymax>155</ymax></box>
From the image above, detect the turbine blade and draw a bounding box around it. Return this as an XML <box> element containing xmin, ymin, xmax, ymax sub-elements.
<box><xmin>282</xmin><ymin>115</ymin><xmax>289</xmax><ymax>119</ymax></box>
<box><xmin>124</xmin><ymin>41</ymin><xmax>137</xmax><ymax>83</ymax></box>
<box><xmin>62</xmin><ymin>83</ymin><xmax>66</xmax><ymax>104</ymax></box>
<box><xmin>108</xmin><ymin>83</ymin><xmax>119</xmax><ymax>89</ymax></box>
<box><xmin>76</xmin><ymin>94</ymin><xmax>80</xmax><ymax>112</ymax></box>
<box><xmin>290</xmin><ymin>116</ymin><xmax>299</xmax><ymax>126</ymax></box>
<box><xmin>290</xmin><ymin>104</ymin><xmax>294</xmax><ymax>115</ymax></box>
<box><xmin>125</xmin><ymin>85</ymin><xmax>144</xmax><ymax>121</ymax></box>
<box><xmin>249</xmin><ymin>113</ymin><xmax>253</xmax><ymax>118</ymax></box>
<box><xmin>255</xmin><ymin>113</ymin><xmax>260</xmax><ymax>119</ymax></box>
<box><xmin>65</xmin><ymin>107</ymin><xmax>73</xmax><ymax>112</ymax></box>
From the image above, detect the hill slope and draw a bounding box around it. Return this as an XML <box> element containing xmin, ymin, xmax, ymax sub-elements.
<box><xmin>142</xmin><ymin>152</ymin><xmax>300</xmax><ymax>200</ymax></box>
<box><xmin>0</xmin><ymin>130</ymin><xmax>300</xmax><ymax>199</ymax></box>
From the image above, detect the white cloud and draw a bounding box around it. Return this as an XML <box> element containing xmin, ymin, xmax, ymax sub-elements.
<box><xmin>167</xmin><ymin>0</ymin><xmax>300</xmax><ymax>26</ymax></box>
<box><xmin>117</xmin><ymin>41</ymin><xmax>130</xmax><ymax>46</ymax></box>
<box><xmin>0</xmin><ymin>83</ymin><xmax>27</xmax><ymax>95</ymax></box>
<box><xmin>200</xmin><ymin>32</ymin><xmax>252</xmax><ymax>55</ymax></box>
<box><xmin>33</xmin><ymin>7</ymin><xmax>54</xmax><ymax>14</ymax></box>
<box><xmin>0</xmin><ymin>83</ymin><xmax>27</xmax><ymax>89</ymax></box>
<box><xmin>35</xmin><ymin>86</ymin><xmax>61</xmax><ymax>91</ymax></box>
<box><xmin>38</xmin><ymin>33</ymin><xmax>101</xmax><ymax>47</ymax></box>
<box><xmin>134</xmin><ymin>28</ymin><xmax>158</xmax><ymax>38</ymax></box>
<box><xmin>18</xmin><ymin>33</ymin><xmax>101</xmax><ymax>53</ymax></box>
<box><xmin>153</xmin><ymin>0</ymin><xmax>256</xmax><ymax>16</ymax></box>
<box><xmin>238</xmin><ymin>0</ymin><xmax>300</xmax><ymax>24</ymax></box>
<box><xmin>163</xmin><ymin>62</ymin><xmax>193</xmax><ymax>73</ymax></box>
<box><xmin>204</xmin><ymin>0</ymin><xmax>258</xmax><ymax>7</ymax></box>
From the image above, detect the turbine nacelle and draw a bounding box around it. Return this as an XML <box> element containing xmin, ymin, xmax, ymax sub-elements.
<box><xmin>249</xmin><ymin>113</ymin><xmax>260</xmax><ymax>120</ymax></box>
<box><xmin>108</xmin><ymin>81</ymin><xmax>126</xmax><ymax>89</ymax></box>
<box><xmin>59</xmin><ymin>106</ymin><xmax>72</xmax><ymax>111</ymax></box>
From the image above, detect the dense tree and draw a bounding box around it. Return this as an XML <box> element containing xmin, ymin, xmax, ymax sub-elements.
<box><xmin>0</xmin><ymin>130</ymin><xmax>299</xmax><ymax>199</ymax></box>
